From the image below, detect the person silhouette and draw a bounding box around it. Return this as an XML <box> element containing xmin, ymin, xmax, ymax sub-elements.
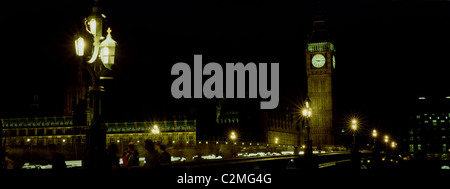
<box><xmin>159</xmin><ymin>145</ymin><xmax>171</xmax><ymax>164</ymax></box>
<box><xmin>144</xmin><ymin>139</ymin><xmax>160</xmax><ymax>169</ymax></box>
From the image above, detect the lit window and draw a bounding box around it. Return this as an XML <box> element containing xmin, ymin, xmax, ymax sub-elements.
<box><xmin>418</xmin><ymin>144</ymin><xmax>422</xmax><ymax>150</ymax></box>
<box><xmin>416</xmin><ymin>115</ymin><xmax>421</xmax><ymax>119</ymax></box>
<box><xmin>409</xmin><ymin>144</ymin><xmax>414</xmax><ymax>152</ymax></box>
<box><xmin>424</xmin><ymin>120</ymin><xmax>429</xmax><ymax>124</ymax></box>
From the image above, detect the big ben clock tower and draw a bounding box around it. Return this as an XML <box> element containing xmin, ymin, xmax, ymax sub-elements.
<box><xmin>305</xmin><ymin>14</ymin><xmax>336</xmax><ymax>146</ymax></box>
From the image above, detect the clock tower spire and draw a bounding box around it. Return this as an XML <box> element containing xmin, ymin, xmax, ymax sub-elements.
<box><xmin>305</xmin><ymin>0</ymin><xmax>336</xmax><ymax>146</ymax></box>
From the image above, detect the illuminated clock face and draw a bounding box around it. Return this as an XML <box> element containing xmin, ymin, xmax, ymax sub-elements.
<box><xmin>311</xmin><ymin>54</ymin><xmax>326</xmax><ymax>68</ymax></box>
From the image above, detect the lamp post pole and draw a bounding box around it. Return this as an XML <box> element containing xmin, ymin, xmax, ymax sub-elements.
<box><xmin>306</xmin><ymin>117</ymin><xmax>311</xmax><ymax>156</ymax></box>
<box><xmin>74</xmin><ymin>1</ymin><xmax>117</xmax><ymax>169</ymax></box>
<box><xmin>87</xmin><ymin>77</ymin><xmax>106</xmax><ymax>168</ymax></box>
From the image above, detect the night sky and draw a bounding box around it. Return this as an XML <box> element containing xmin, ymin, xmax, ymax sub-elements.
<box><xmin>2</xmin><ymin>0</ymin><xmax>450</xmax><ymax>139</ymax></box>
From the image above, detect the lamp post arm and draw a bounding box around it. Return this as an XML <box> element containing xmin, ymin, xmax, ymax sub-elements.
<box><xmin>84</xmin><ymin>18</ymin><xmax>92</xmax><ymax>35</ymax></box>
<box><xmin>87</xmin><ymin>44</ymin><xmax>100</xmax><ymax>63</ymax></box>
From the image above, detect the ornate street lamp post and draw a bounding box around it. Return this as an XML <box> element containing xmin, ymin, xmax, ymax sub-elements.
<box><xmin>230</xmin><ymin>131</ymin><xmax>237</xmax><ymax>141</ymax></box>
<box><xmin>384</xmin><ymin>135</ymin><xmax>389</xmax><ymax>154</ymax></box>
<box><xmin>151</xmin><ymin>125</ymin><xmax>160</xmax><ymax>141</ymax></box>
<box><xmin>351</xmin><ymin>119</ymin><xmax>357</xmax><ymax>153</ymax></box>
<box><xmin>302</xmin><ymin>97</ymin><xmax>312</xmax><ymax>156</ymax></box>
<box><xmin>350</xmin><ymin>119</ymin><xmax>360</xmax><ymax>169</ymax></box>
<box><xmin>372</xmin><ymin>129</ymin><xmax>377</xmax><ymax>151</ymax></box>
<box><xmin>74</xmin><ymin>1</ymin><xmax>117</xmax><ymax>169</ymax></box>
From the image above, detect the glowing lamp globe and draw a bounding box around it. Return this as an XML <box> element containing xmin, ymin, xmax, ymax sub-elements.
<box><xmin>86</xmin><ymin>6</ymin><xmax>103</xmax><ymax>37</ymax></box>
<box><xmin>75</xmin><ymin>37</ymin><xmax>85</xmax><ymax>56</ymax></box>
